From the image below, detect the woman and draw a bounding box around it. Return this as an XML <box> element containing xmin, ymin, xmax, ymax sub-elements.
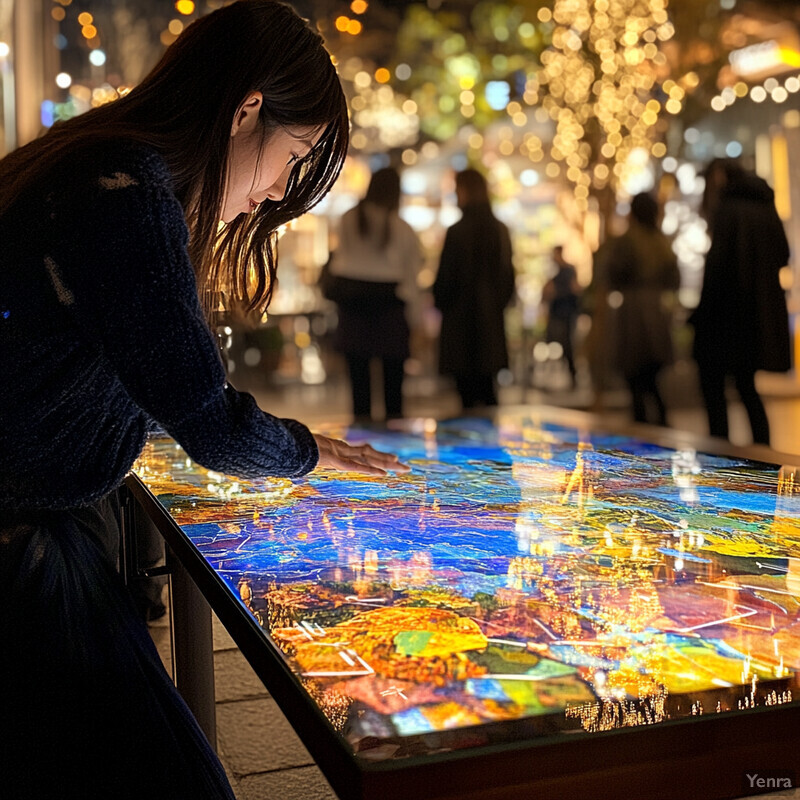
<box><xmin>601</xmin><ymin>192</ymin><xmax>680</xmax><ymax>426</ymax></box>
<box><xmin>433</xmin><ymin>169</ymin><xmax>515</xmax><ymax>409</ymax></box>
<box><xmin>0</xmin><ymin>3</ymin><xmax>405</xmax><ymax>797</ymax></box>
<box><xmin>324</xmin><ymin>167</ymin><xmax>422</xmax><ymax>421</ymax></box>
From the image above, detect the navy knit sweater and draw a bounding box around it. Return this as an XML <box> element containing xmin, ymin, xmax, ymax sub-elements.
<box><xmin>0</xmin><ymin>141</ymin><xmax>318</xmax><ymax>510</ymax></box>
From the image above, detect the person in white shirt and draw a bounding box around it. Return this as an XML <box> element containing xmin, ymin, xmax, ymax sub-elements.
<box><xmin>323</xmin><ymin>167</ymin><xmax>423</xmax><ymax>421</ymax></box>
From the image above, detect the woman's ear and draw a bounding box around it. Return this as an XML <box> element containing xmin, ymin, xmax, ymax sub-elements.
<box><xmin>231</xmin><ymin>91</ymin><xmax>263</xmax><ymax>138</ymax></box>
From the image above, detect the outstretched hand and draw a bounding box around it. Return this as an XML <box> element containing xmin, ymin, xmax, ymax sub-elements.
<box><xmin>313</xmin><ymin>433</ymin><xmax>410</xmax><ymax>477</ymax></box>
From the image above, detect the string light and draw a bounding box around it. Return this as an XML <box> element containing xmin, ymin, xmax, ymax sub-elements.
<box><xmin>538</xmin><ymin>0</ymin><xmax>674</xmax><ymax>198</ymax></box>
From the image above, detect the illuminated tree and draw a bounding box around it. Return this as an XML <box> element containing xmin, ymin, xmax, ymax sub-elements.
<box><xmin>533</xmin><ymin>0</ymin><xmax>677</xmax><ymax>215</ymax></box>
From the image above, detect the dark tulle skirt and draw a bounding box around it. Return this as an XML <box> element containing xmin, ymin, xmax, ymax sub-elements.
<box><xmin>0</xmin><ymin>498</ymin><xmax>235</xmax><ymax>800</ymax></box>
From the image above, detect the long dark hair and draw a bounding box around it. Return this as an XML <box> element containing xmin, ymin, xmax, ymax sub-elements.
<box><xmin>453</xmin><ymin>168</ymin><xmax>505</xmax><ymax>271</ymax></box>
<box><xmin>356</xmin><ymin>167</ymin><xmax>401</xmax><ymax>249</ymax></box>
<box><xmin>700</xmin><ymin>157</ymin><xmax>744</xmax><ymax>231</ymax></box>
<box><xmin>455</xmin><ymin>168</ymin><xmax>492</xmax><ymax>210</ymax></box>
<box><xmin>0</xmin><ymin>0</ymin><xmax>349</xmax><ymax>316</ymax></box>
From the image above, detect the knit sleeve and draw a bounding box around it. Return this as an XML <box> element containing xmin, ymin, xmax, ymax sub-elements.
<box><xmin>48</xmin><ymin>149</ymin><xmax>318</xmax><ymax>479</ymax></box>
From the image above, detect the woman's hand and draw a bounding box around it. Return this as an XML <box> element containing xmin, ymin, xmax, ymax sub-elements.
<box><xmin>313</xmin><ymin>433</ymin><xmax>410</xmax><ymax>476</ymax></box>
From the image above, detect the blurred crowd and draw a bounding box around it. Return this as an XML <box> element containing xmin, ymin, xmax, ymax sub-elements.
<box><xmin>315</xmin><ymin>156</ymin><xmax>791</xmax><ymax>449</ymax></box>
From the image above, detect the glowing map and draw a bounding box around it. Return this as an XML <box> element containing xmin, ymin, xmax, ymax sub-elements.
<box><xmin>134</xmin><ymin>411</ymin><xmax>800</xmax><ymax>758</ymax></box>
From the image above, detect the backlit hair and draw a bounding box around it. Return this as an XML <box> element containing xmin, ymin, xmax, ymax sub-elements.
<box><xmin>0</xmin><ymin>0</ymin><xmax>349</xmax><ymax>317</ymax></box>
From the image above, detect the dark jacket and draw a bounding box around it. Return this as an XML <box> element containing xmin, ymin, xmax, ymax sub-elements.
<box><xmin>433</xmin><ymin>203</ymin><xmax>515</xmax><ymax>376</ymax></box>
<box><xmin>0</xmin><ymin>142</ymin><xmax>318</xmax><ymax>510</ymax></box>
<box><xmin>691</xmin><ymin>173</ymin><xmax>791</xmax><ymax>372</ymax></box>
<box><xmin>603</xmin><ymin>221</ymin><xmax>680</xmax><ymax>377</ymax></box>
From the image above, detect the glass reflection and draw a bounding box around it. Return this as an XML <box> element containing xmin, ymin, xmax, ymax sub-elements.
<box><xmin>134</xmin><ymin>413</ymin><xmax>800</xmax><ymax>757</ymax></box>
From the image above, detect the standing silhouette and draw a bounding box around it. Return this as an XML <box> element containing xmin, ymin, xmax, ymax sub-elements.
<box><xmin>690</xmin><ymin>158</ymin><xmax>791</xmax><ymax>445</ymax></box>
<box><xmin>325</xmin><ymin>167</ymin><xmax>422</xmax><ymax>421</ymax></box>
<box><xmin>602</xmin><ymin>193</ymin><xmax>680</xmax><ymax>426</ymax></box>
<box><xmin>542</xmin><ymin>245</ymin><xmax>581</xmax><ymax>388</ymax></box>
<box><xmin>433</xmin><ymin>169</ymin><xmax>516</xmax><ymax>409</ymax></box>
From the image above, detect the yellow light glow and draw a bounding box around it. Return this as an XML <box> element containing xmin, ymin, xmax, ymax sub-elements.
<box><xmin>422</xmin><ymin>141</ymin><xmax>439</xmax><ymax>158</ymax></box>
<box><xmin>772</xmin><ymin>134</ymin><xmax>791</xmax><ymax>220</ymax></box>
<box><xmin>784</xmin><ymin>109</ymin><xmax>800</xmax><ymax>128</ymax></box>
<box><xmin>347</xmin><ymin>19</ymin><xmax>362</xmax><ymax>35</ymax></box>
<box><xmin>594</xmin><ymin>164</ymin><xmax>609</xmax><ymax>180</ymax></box>
<box><xmin>51</xmin><ymin>7</ymin><xmax>66</xmax><ymax>21</ymax></box>
<box><xmin>175</xmin><ymin>0</ymin><xmax>195</xmax><ymax>14</ymax></box>
<box><xmin>350</xmin><ymin>0</ymin><xmax>368</xmax><ymax>13</ymax></box>
<box><xmin>375</xmin><ymin>67</ymin><xmax>390</xmax><ymax>83</ymax></box>
<box><xmin>401</xmin><ymin>99</ymin><xmax>417</xmax><ymax>114</ymax></box>
<box><xmin>683</xmin><ymin>71</ymin><xmax>699</xmax><ymax>88</ymax></box>
<box><xmin>468</xmin><ymin>133</ymin><xmax>483</xmax><ymax>149</ymax></box>
<box><xmin>651</xmin><ymin>142</ymin><xmax>667</xmax><ymax>157</ymax></box>
<box><xmin>82</xmin><ymin>25</ymin><xmax>97</xmax><ymax>39</ymax></box>
<box><xmin>77</xmin><ymin>12</ymin><xmax>93</xmax><ymax>25</ymax></box>
<box><xmin>168</xmin><ymin>19</ymin><xmax>184</xmax><ymax>35</ymax></box>
<box><xmin>335</xmin><ymin>16</ymin><xmax>349</xmax><ymax>32</ymax></box>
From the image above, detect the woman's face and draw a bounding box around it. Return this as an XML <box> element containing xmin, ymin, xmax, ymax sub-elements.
<box><xmin>222</xmin><ymin>93</ymin><xmax>321</xmax><ymax>223</ymax></box>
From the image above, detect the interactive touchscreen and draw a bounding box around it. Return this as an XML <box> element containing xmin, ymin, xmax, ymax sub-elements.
<box><xmin>134</xmin><ymin>412</ymin><xmax>800</xmax><ymax>759</ymax></box>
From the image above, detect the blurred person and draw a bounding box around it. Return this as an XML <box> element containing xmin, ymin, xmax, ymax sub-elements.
<box><xmin>322</xmin><ymin>167</ymin><xmax>422</xmax><ymax>422</ymax></box>
<box><xmin>433</xmin><ymin>169</ymin><xmax>516</xmax><ymax>410</ymax></box>
<box><xmin>690</xmin><ymin>158</ymin><xmax>791</xmax><ymax>445</ymax></box>
<box><xmin>542</xmin><ymin>245</ymin><xmax>581</xmax><ymax>388</ymax></box>
<box><xmin>0</xmin><ymin>3</ymin><xmax>408</xmax><ymax>798</ymax></box>
<box><xmin>601</xmin><ymin>192</ymin><xmax>680</xmax><ymax>426</ymax></box>
<box><xmin>582</xmin><ymin>240</ymin><xmax>614</xmax><ymax>411</ymax></box>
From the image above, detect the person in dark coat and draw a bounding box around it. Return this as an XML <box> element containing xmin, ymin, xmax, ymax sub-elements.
<box><xmin>433</xmin><ymin>169</ymin><xmax>516</xmax><ymax>409</ymax></box>
<box><xmin>602</xmin><ymin>192</ymin><xmax>680</xmax><ymax>426</ymax></box>
<box><xmin>690</xmin><ymin>158</ymin><xmax>791</xmax><ymax>445</ymax></box>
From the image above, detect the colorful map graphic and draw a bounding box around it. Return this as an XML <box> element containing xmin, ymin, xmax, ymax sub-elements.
<box><xmin>134</xmin><ymin>412</ymin><xmax>800</xmax><ymax>758</ymax></box>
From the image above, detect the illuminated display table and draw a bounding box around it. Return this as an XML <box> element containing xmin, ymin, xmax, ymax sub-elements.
<box><xmin>126</xmin><ymin>407</ymin><xmax>800</xmax><ymax>800</ymax></box>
